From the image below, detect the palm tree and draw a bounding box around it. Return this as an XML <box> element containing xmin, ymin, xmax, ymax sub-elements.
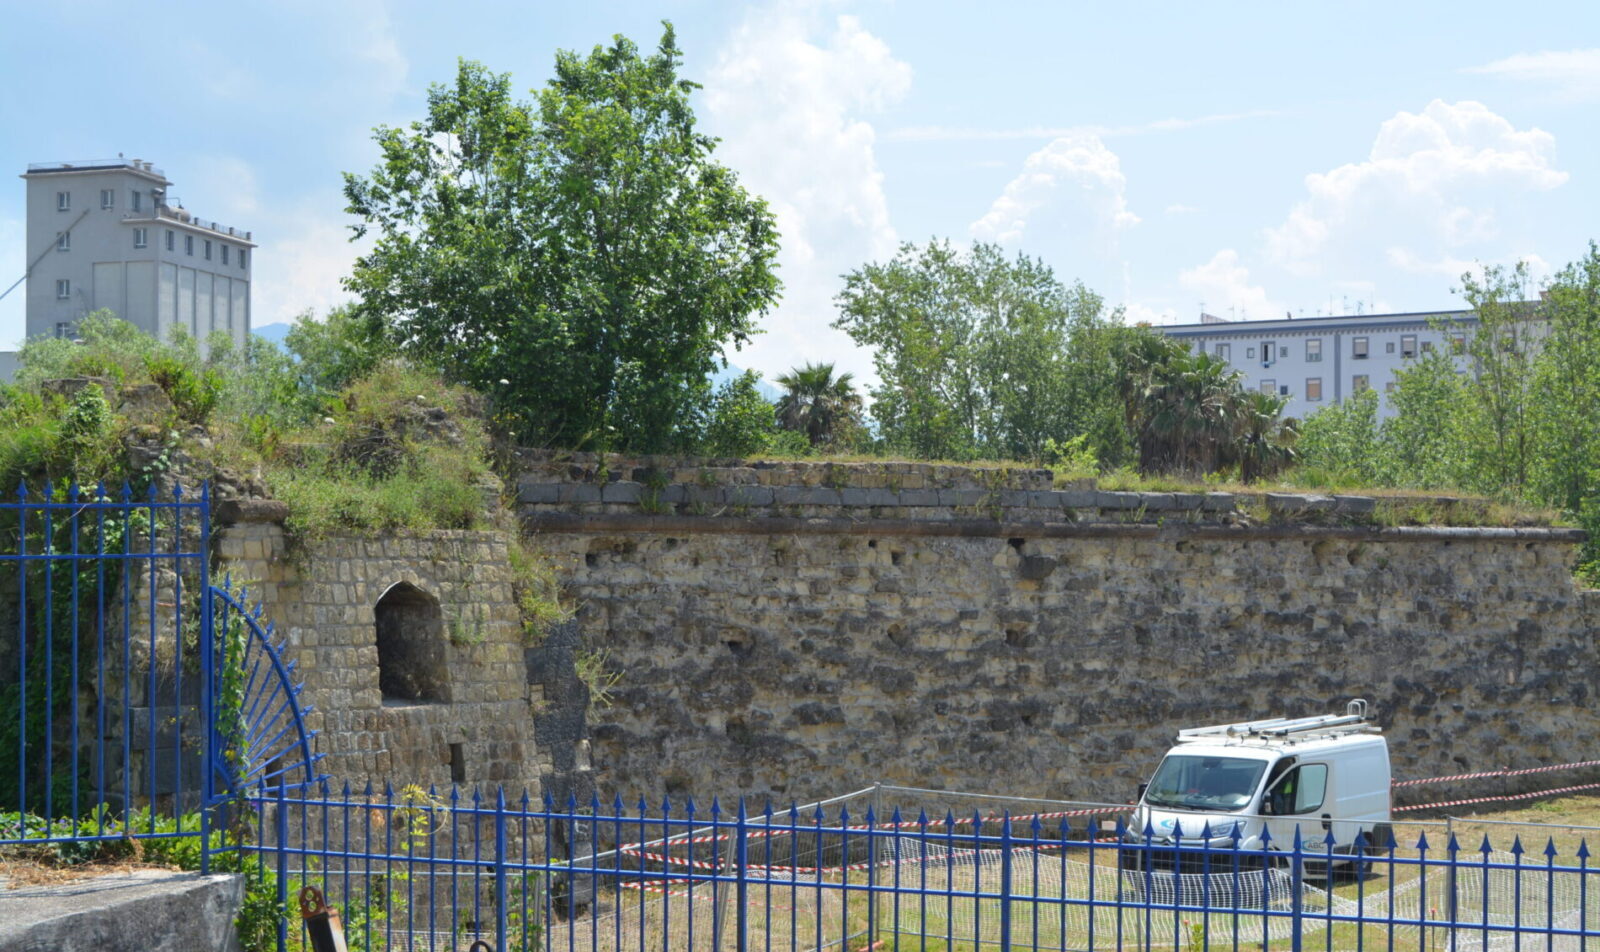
<box><xmin>775</xmin><ymin>362</ymin><xmax>861</xmax><ymax>447</ymax></box>
<box><xmin>1117</xmin><ymin>335</ymin><xmax>1243</xmax><ymax>475</ymax></box>
<box><xmin>1230</xmin><ymin>390</ymin><xmax>1299</xmax><ymax>482</ymax></box>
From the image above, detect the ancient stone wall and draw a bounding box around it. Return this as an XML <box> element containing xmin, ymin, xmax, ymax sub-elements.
<box><xmin>216</xmin><ymin>506</ymin><xmax>545</xmax><ymax>795</ymax></box>
<box><xmin>516</xmin><ymin>453</ymin><xmax>1600</xmax><ymax>806</ymax></box>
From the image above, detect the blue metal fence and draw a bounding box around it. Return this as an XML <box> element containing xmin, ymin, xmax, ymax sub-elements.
<box><xmin>236</xmin><ymin>785</ymin><xmax>1600</xmax><ymax>952</ymax></box>
<box><xmin>0</xmin><ymin>481</ymin><xmax>213</xmax><ymax>847</ymax></box>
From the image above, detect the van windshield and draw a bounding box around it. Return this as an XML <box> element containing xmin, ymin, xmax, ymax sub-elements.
<box><xmin>1145</xmin><ymin>755</ymin><xmax>1269</xmax><ymax>812</ymax></box>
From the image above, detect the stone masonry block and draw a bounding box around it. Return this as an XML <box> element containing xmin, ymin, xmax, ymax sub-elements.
<box><xmin>1334</xmin><ymin>495</ymin><xmax>1377</xmax><ymax>515</ymax></box>
<box><xmin>601</xmin><ymin>481</ymin><xmax>644</xmax><ymax>504</ymax></box>
<box><xmin>1266</xmin><ymin>493</ymin><xmax>1335</xmax><ymax>514</ymax></box>
<box><xmin>556</xmin><ymin>483</ymin><xmax>603</xmax><ymax>504</ymax></box>
<box><xmin>726</xmin><ymin>486</ymin><xmax>774</xmax><ymax>506</ymax></box>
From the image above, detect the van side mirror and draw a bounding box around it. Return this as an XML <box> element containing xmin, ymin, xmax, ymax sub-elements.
<box><xmin>1137</xmin><ymin>782</ymin><xmax>1148</xmax><ymax>801</ymax></box>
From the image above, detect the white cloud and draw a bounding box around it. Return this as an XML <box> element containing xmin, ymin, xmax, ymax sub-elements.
<box><xmin>1179</xmin><ymin>250</ymin><xmax>1285</xmax><ymax>323</ymax></box>
<box><xmin>1165</xmin><ymin>204</ymin><xmax>1200</xmax><ymax>215</ymax></box>
<box><xmin>1265</xmin><ymin>100</ymin><xmax>1567</xmax><ymax>277</ymax></box>
<box><xmin>702</xmin><ymin>4</ymin><xmax>911</xmax><ymax>382</ymax></box>
<box><xmin>1123</xmin><ymin>302</ymin><xmax>1178</xmax><ymax>326</ymax></box>
<box><xmin>1468</xmin><ymin>49</ymin><xmax>1600</xmax><ymax>101</ymax></box>
<box><xmin>970</xmin><ymin>134</ymin><xmax>1139</xmax><ymax>245</ymax></box>
<box><xmin>1386</xmin><ymin>247</ymin><xmax>1552</xmax><ymax>283</ymax></box>
<box><xmin>252</xmin><ymin>207</ymin><xmax>368</xmax><ymax>328</ymax></box>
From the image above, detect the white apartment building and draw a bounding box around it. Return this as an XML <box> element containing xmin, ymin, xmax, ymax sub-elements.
<box><xmin>1158</xmin><ymin>309</ymin><xmax>1516</xmax><ymax>419</ymax></box>
<box><xmin>19</xmin><ymin>157</ymin><xmax>254</xmax><ymax>349</ymax></box>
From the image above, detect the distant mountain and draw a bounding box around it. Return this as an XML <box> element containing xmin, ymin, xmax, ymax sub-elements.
<box><xmin>712</xmin><ymin>363</ymin><xmax>782</xmax><ymax>402</ymax></box>
<box><xmin>252</xmin><ymin>322</ymin><xmax>293</xmax><ymax>347</ymax></box>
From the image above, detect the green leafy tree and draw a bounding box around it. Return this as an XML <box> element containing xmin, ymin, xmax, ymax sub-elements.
<box><xmin>834</xmin><ymin>240</ymin><xmax>1115</xmax><ymax>461</ymax></box>
<box><xmin>1377</xmin><ymin>350</ymin><xmax>1468</xmax><ymax>489</ymax></box>
<box><xmin>701</xmin><ymin>370</ymin><xmax>777</xmax><ymax>458</ymax></box>
<box><xmin>1296</xmin><ymin>387</ymin><xmax>1381</xmax><ymax>484</ymax></box>
<box><xmin>284</xmin><ymin>305</ymin><xmax>393</xmax><ymax>398</ymax></box>
<box><xmin>1527</xmin><ymin>242</ymin><xmax>1600</xmax><ymax>513</ymax></box>
<box><xmin>1456</xmin><ymin>261</ymin><xmax>1539</xmax><ymax>496</ymax></box>
<box><xmin>774</xmin><ymin>362</ymin><xmax>861</xmax><ymax>448</ymax></box>
<box><xmin>344</xmin><ymin>26</ymin><xmax>781</xmax><ymax>452</ymax></box>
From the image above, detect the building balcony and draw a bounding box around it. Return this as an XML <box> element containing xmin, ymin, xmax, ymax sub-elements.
<box><xmin>121</xmin><ymin>204</ymin><xmax>253</xmax><ymax>242</ymax></box>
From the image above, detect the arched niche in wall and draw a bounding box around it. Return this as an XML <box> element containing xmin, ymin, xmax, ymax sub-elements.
<box><xmin>374</xmin><ymin>581</ymin><xmax>448</xmax><ymax>703</ymax></box>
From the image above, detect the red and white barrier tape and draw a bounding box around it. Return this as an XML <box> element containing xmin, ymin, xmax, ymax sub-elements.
<box><xmin>1393</xmin><ymin>781</ymin><xmax>1600</xmax><ymax>813</ymax></box>
<box><xmin>616</xmin><ymin>807</ymin><xmax>1121</xmax><ymax>851</ymax></box>
<box><xmin>618</xmin><ymin>843</ymin><xmax>1066</xmax><ymax>876</ymax></box>
<box><xmin>1392</xmin><ymin>759</ymin><xmax>1600</xmax><ymax>789</ymax></box>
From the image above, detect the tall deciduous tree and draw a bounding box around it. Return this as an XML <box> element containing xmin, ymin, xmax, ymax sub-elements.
<box><xmin>343</xmin><ymin>26</ymin><xmax>781</xmax><ymax>451</ymax></box>
<box><xmin>834</xmin><ymin>240</ymin><xmax>1122</xmax><ymax>461</ymax></box>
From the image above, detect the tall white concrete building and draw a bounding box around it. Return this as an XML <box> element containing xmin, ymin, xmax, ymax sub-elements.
<box><xmin>1158</xmin><ymin>308</ymin><xmax>1543</xmax><ymax>419</ymax></box>
<box><xmin>19</xmin><ymin>157</ymin><xmax>254</xmax><ymax>348</ymax></box>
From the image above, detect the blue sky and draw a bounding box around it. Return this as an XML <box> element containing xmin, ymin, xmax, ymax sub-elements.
<box><xmin>3</xmin><ymin>1</ymin><xmax>1597</xmax><ymax>385</ymax></box>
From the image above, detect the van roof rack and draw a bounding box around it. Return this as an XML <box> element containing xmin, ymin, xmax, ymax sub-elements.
<box><xmin>1177</xmin><ymin>699</ymin><xmax>1380</xmax><ymax>743</ymax></box>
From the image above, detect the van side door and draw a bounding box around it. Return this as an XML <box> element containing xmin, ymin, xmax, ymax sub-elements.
<box><xmin>1262</xmin><ymin>762</ymin><xmax>1331</xmax><ymax>852</ymax></box>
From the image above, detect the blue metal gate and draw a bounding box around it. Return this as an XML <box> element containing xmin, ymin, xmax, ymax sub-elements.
<box><xmin>0</xmin><ymin>481</ymin><xmax>321</xmax><ymax>871</ymax></box>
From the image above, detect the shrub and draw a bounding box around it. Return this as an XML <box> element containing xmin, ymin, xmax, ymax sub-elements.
<box><xmin>145</xmin><ymin>353</ymin><xmax>223</xmax><ymax>425</ymax></box>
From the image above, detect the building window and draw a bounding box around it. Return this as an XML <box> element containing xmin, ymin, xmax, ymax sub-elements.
<box><xmin>1353</xmin><ymin>337</ymin><xmax>1369</xmax><ymax>359</ymax></box>
<box><xmin>1246</xmin><ymin>346</ymin><xmax>1256</xmax><ymax>359</ymax></box>
<box><xmin>1385</xmin><ymin>341</ymin><xmax>1396</xmax><ymax>354</ymax></box>
<box><xmin>203</xmin><ymin>239</ymin><xmax>212</xmax><ymax>260</ymax></box>
<box><xmin>130</xmin><ymin>190</ymin><xmax>142</xmax><ymax>212</ymax></box>
<box><xmin>1306</xmin><ymin>377</ymin><xmax>1323</xmax><ymax>401</ymax></box>
<box><xmin>1401</xmin><ymin>335</ymin><xmax>1417</xmax><ymax>358</ymax></box>
<box><xmin>221</xmin><ymin>245</ymin><xmax>230</xmax><ymax>266</ymax></box>
<box><xmin>1386</xmin><ymin>381</ymin><xmax>1397</xmax><ymax>393</ymax></box>
<box><xmin>55</xmin><ymin>321</ymin><xmax>74</xmax><ymax>339</ymax></box>
<box><xmin>1421</xmin><ymin>340</ymin><xmax>1434</xmax><ymax>353</ymax></box>
<box><xmin>1353</xmin><ymin>374</ymin><xmax>1369</xmax><ymax>393</ymax></box>
<box><xmin>1450</xmin><ymin>334</ymin><xmax>1467</xmax><ymax>354</ymax></box>
<box><xmin>56</xmin><ymin>231</ymin><xmax>70</xmax><ymax>251</ymax></box>
<box><xmin>133</xmin><ymin>227</ymin><xmax>148</xmax><ymax>248</ymax></box>
<box><xmin>1260</xmin><ymin>379</ymin><xmax>1276</xmax><ymax>395</ymax></box>
<box><xmin>239</xmin><ymin>249</ymin><xmax>247</xmax><ymax>270</ymax></box>
<box><xmin>1215</xmin><ymin>343</ymin><xmax>1230</xmax><ymax>361</ymax></box>
<box><xmin>1279</xmin><ymin>346</ymin><xmax>1288</xmax><ymax>358</ymax></box>
<box><xmin>375</xmin><ymin>582</ymin><xmax>447</xmax><ymax>703</ymax></box>
<box><xmin>166</xmin><ymin>229</ymin><xmax>175</xmax><ymax>251</ymax></box>
<box><xmin>55</xmin><ymin>279</ymin><xmax>71</xmax><ymax>299</ymax></box>
<box><xmin>56</xmin><ymin>191</ymin><xmax>70</xmax><ymax>211</ymax></box>
<box><xmin>1305</xmin><ymin>339</ymin><xmax>1322</xmax><ymax>362</ymax></box>
<box><xmin>1261</xmin><ymin>341</ymin><xmax>1275</xmax><ymax>366</ymax></box>
<box><xmin>100</xmin><ymin>188</ymin><xmax>115</xmax><ymax>209</ymax></box>
<box><xmin>185</xmin><ymin>235</ymin><xmax>194</xmax><ymax>255</ymax></box>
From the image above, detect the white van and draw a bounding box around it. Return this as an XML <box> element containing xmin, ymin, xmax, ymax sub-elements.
<box><xmin>1125</xmin><ymin>700</ymin><xmax>1392</xmax><ymax>871</ymax></box>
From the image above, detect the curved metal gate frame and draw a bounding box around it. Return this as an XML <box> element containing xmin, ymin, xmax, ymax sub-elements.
<box><xmin>207</xmin><ymin>580</ymin><xmax>325</xmax><ymax>801</ymax></box>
